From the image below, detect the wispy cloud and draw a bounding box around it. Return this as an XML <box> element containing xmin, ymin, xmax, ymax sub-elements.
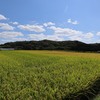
<box><xmin>10</xmin><ymin>22</ymin><xmax>19</xmax><ymax>25</ymax></box>
<box><xmin>0</xmin><ymin>14</ymin><xmax>7</xmax><ymax>20</ymax></box>
<box><xmin>67</xmin><ymin>19</ymin><xmax>79</xmax><ymax>25</ymax></box>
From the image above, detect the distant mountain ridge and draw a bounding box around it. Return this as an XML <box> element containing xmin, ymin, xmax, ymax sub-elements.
<box><xmin>0</xmin><ymin>40</ymin><xmax>100</xmax><ymax>52</ymax></box>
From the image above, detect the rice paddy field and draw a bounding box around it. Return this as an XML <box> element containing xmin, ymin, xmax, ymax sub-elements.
<box><xmin>0</xmin><ymin>50</ymin><xmax>100</xmax><ymax>100</ymax></box>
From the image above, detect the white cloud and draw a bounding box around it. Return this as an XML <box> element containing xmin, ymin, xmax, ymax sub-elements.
<box><xmin>49</xmin><ymin>26</ymin><xmax>94</xmax><ymax>41</ymax></box>
<box><xmin>28</xmin><ymin>31</ymin><xmax>94</xmax><ymax>42</ymax></box>
<box><xmin>29</xmin><ymin>33</ymin><xmax>45</xmax><ymax>40</ymax></box>
<box><xmin>67</xmin><ymin>19</ymin><xmax>78</xmax><ymax>25</ymax></box>
<box><xmin>0</xmin><ymin>37</ymin><xmax>28</xmax><ymax>44</ymax></box>
<box><xmin>29</xmin><ymin>33</ymin><xmax>64</xmax><ymax>41</ymax></box>
<box><xmin>7</xmin><ymin>37</ymin><xmax>28</xmax><ymax>42</ymax></box>
<box><xmin>49</xmin><ymin>26</ymin><xmax>82</xmax><ymax>36</ymax></box>
<box><xmin>69</xmin><ymin>33</ymin><xmax>94</xmax><ymax>41</ymax></box>
<box><xmin>43</xmin><ymin>22</ymin><xmax>55</xmax><ymax>27</ymax></box>
<box><xmin>18</xmin><ymin>24</ymin><xmax>45</xmax><ymax>32</ymax></box>
<box><xmin>0</xmin><ymin>31</ymin><xmax>23</xmax><ymax>38</ymax></box>
<box><xmin>69</xmin><ymin>35</ymin><xmax>82</xmax><ymax>41</ymax></box>
<box><xmin>96</xmin><ymin>32</ymin><xmax>100</xmax><ymax>36</ymax></box>
<box><xmin>11</xmin><ymin>22</ymin><xmax>19</xmax><ymax>25</ymax></box>
<box><xmin>83</xmin><ymin>32</ymin><xmax>94</xmax><ymax>39</ymax></box>
<box><xmin>0</xmin><ymin>14</ymin><xmax>7</xmax><ymax>20</ymax></box>
<box><xmin>0</xmin><ymin>23</ymin><xmax>14</xmax><ymax>31</ymax></box>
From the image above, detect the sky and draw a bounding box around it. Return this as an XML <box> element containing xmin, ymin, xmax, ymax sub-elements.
<box><xmin>0</xmin><ymin>0</ymin><xmax>100</xmax><ymax>44</ymax></box>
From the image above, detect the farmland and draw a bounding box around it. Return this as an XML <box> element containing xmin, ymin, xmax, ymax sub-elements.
<box><xmin>0</xmin><ymin>50</ymin><xmax>100</xmax><ymax>100</ymax></box>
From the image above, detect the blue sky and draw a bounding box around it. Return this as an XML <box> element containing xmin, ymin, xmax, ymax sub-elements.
<box><xmin>0</xmin><ymin>0</ymin><xmax>100</xmax><ymax>44</ymax></box>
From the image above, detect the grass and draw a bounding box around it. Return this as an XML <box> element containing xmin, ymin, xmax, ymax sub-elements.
<box><xmin>94</xmin><ymin>95</ymin><xmax>100</xmax><ymax>100</ymax></box>
<box><xmin>0</xmin><ymin>50</ymin><xmax>100</xmax><ymax>100</ymax></box>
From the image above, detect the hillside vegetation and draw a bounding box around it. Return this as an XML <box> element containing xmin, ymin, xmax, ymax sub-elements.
<box><xmin>0</xmin><ymin>40</ymin><xmax>100</xmax><ymax>52</ymax></box>
<box><xmin>0</xmin><ymin>50</ymin><xmax>100</xmax><ymax>100</ymax></box>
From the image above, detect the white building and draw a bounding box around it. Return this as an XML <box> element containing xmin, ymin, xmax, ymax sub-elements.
<box><xmin>0</xmin><ymin>48</ymin><xmax>14</xmax><ymax>50</ymax></box>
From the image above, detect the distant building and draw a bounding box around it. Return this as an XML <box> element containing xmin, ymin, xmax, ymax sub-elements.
<box><xmin>97</xmin><ymin>51</ymin><xmax>100</xmax><ymax>53</ymax></box>
<box><xmin>0</xmin><ymin>48</ymin><xmax>14</xmax><ymax>50</ymax></box>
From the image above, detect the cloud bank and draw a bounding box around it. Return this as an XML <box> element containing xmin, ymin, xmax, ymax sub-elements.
<box><xmin>0</xmin><ymin>14</ymin><xmax>100</xmax><ymax>44</ymax></box>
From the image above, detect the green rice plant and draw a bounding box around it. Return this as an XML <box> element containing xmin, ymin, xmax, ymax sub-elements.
<box><xmin>0</xmin><ymin>50</ymin><xmax>100</xmax><ymax>100</ymax></box>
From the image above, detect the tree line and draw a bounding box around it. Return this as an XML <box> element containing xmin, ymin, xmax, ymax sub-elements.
<box><xmin>0</xmin><ymin>40</ymin><xmax>100</xmax><ymax>52</ymax></box>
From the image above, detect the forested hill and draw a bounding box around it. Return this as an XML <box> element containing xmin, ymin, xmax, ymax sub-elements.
<box><xmin>0</xmin><ymin>40</ymin><xmax>100</xmax><ymax>52</ymax></box>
